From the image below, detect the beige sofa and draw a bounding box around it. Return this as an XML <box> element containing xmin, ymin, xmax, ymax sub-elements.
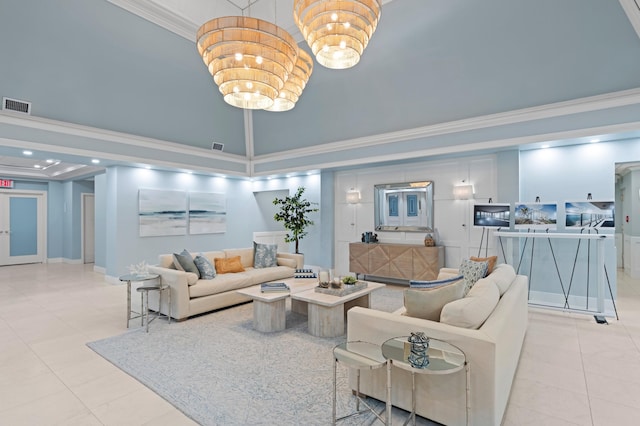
<box><xmin>148</xmin><ymin>248</ymin><xmax>303</xmax><ymax>320</ymax></box>
<box><xmin>346</xmin><ymin>264</ymin><xmax>528</xmax><ymax>426</ymax></box>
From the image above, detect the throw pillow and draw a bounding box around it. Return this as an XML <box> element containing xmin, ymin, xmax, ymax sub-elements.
<box><xmin>253</xmin><ymin>241</ymin><xmax>278</xmax><ymax>269</ymax></box>
<box><xmin>470</xmin><ymin>255</ymin><xmax>498</xmax><ymax>275</ymax></box>
<box><xmin>194</xmin><ymin>255</ymin><xmax>216</xmax><ymax>280</ymax></box>
<box><xmin>403</xmin><ymin>277</ymin><xmax>465</xmax><ymax>321</ymax></box>
<box><xmin>410</xmin><ymin>275</ymin><xmax>464</xmax><ymax>288</ymax></box>
<box><xmin>173</xmin><ymin>249</ymin><xmax>200</xmax><ymax>277</ymax></box>
<box><xmin>214</xmin><ymin>256</ymin><xmax>245</xmax><ymax>274</ymax></box>
<box><xmin>440</xmin><ymin>279</ymin><xmax>500</xmax><ymax>329</ymax></box>
<box><xmin>459</xmin><ymin>258</ymin><xmax>488</xmax><ymax>295</ymax></box>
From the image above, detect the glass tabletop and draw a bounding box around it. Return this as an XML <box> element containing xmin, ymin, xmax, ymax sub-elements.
<box><xmin>382</xmin><ymin>336</ymin><xmax>466</xmax><ymax>374</ymax></box>
<box><xmin>119</xmin><ymin>273</ymin><xmax>159</xmax><ymax>282</ymax></box>
<box><xmin>333</xmin><ymin>341</ymin><xmax>387</xmax><ymax>370</ymax></box>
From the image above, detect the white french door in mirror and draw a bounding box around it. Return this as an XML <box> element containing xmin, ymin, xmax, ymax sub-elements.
<box><xmin>0</xmin><ymin>190</ymin><xmax>46</xmax><ymax>266</ymax></box>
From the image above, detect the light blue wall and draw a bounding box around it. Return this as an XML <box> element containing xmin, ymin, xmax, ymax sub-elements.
<box><xmin>47</xmin><ymin>181</ymin><xmax>64</xmax><ymax>259</ymax></box>
<box><xmin>102</xmin><ymin>167</ymin><xmax>324</xmax><ymax>277</ymax></box>
<box><xmin>94</xmin><ymin>173</ymin><xmax>107</xmax><ymax>269</ymax></box>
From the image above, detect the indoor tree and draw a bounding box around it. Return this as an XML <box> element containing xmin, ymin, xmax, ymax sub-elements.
<box><xmin>273</xmin><ymin>186</ymin><xmax>319</xmax><ymax>254</ymax></box>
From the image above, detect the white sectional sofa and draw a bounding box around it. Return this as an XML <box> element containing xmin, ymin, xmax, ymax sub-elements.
<box><xmin>347</xmin><ymin>263</ymin><xmax>528</xmax><ymax>426</ymax></box>
<box><xmin>148</xmin><ymin>247</ymin><xmax>303</xmax><ymax>320</ymax></box>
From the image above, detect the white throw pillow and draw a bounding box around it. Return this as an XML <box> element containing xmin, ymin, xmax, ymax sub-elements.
<box><xmin>440</xmin><ymin>279</ymin><xmax>500</xmax><ymax>329</ymax></box>
<box><xmin>403</xmin><ymin>278</ymin><xmax>465</xmax><ymax>321</ymax></box>
<box><xmin>487</xmin><ymin>263</ymin><xmax>516</xmax><ymax>296</ymax></box>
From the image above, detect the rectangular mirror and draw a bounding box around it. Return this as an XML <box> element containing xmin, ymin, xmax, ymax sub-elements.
<box><xmin>374</xmin><ymin>181</ymin><xmax>434</xmax><ymax>232</ymax></box>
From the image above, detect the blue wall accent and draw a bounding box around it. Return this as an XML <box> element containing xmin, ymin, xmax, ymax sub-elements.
<box><xmin>94</xmin><ymin>173</ymin><xmax>107</xmax><ymax>268</ymax></box>
<box><xmin>47</xmin><ymin>182</ymin><xmax>64</xmax><ymax>259</ymax></box>
<box><xmin>9</xmin><ymin>197</ymin><xmax>38</xmax><ymax>256</ymax></box>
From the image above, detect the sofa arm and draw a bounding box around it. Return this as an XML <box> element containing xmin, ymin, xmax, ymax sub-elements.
<box><xmin>276</xmin><ymin>252</ymin><xmax>304</xmax><ymax>269</ymax></box>
<box><xmin>148</xmin><ymin>265</ymin><xmax>191</xmax><ymax>320</ymax></box>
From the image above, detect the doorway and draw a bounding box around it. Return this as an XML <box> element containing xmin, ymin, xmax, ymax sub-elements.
<box><xmin>0</xmin><ymin>190</ymin><xmax>46</xmax><ymax>265</ymax></box>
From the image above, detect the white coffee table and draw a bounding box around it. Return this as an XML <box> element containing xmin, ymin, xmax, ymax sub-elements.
<box><xmin>291</xmin><ymin>282</ymin><xmax>385</xmax><ymax>337</ymax></box>
<box><xmin>237</xmin><ymin>278</ymin><xmax>318</xmax><ymax>332</ymax></box>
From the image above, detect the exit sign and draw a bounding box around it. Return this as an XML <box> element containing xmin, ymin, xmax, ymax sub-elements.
<box><xmin>0</xmin><ymin>179</ymin><xmax>14</xmax><ymax>188</ymax></box>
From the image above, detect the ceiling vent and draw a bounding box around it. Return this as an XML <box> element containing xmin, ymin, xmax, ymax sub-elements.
<box><xmin>2</xmin><ymin>97</ymin><xmax>31</xmax><ymax>115</ymax></box>
<box><xmin>211</xmin><ymin>142</ymin><xmax>224</xmax><ymax>152</ymax></box>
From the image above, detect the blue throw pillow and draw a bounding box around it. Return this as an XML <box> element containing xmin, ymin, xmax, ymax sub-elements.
<box><xmin>194</xmin><ymin>255</ymin><xmax>216</xmax><ymax>279</ymax></box>
<box><xmin>459</xmin><ymin>258</ymin><xmax>489</xmax><ymax>295</ymax></box>
<box><xmin>253</xmin><ymin>242</ymin><xmax>278</xmax><ymax>268</ymax></box>
<box><xmin>173</xmin><ymin>249</ymin><xmax>200</xmax><ymax>277</ymax></box>
<box><xmin>410</xmin><ymin>275</ymin><xmax>464</xmax><ymax>288</ymax></box>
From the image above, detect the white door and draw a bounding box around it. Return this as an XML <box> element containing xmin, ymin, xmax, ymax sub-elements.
<box><xmin>83</xmin><ymin>193</ymin><xmax>95</xmax><ymax>263</ymax></box>
<box><xmin>0</xmin><ymin>190</ymin><xmax>46</xmax><ymax>266</ymax></box>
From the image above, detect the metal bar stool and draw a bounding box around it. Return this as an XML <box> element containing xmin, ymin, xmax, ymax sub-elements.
<box><xmin>136</xmin><ymin>284</ymin><xmax>171</xmax><ymax>333</ymax></box>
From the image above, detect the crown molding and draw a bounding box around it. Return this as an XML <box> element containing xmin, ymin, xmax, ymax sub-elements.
<box><xmin>619</xmin><ymin>0</ymin><xmax>640</xmax><ymax>41</ymax></box>
<box><xmin>107</xmin><ymin>0</ymin><xmax>198</xmax><ymax>41</ymax></box>
<box><xmin>251</xmin><ymin>87</ymin><xmax>640</xmax><ymax>165</ymax></box>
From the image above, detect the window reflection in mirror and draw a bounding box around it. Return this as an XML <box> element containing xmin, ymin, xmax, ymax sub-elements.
<box><xmin>374</xmin><ymin>181</ymin><xmax>434</xmax><ymax>232</ymax></box>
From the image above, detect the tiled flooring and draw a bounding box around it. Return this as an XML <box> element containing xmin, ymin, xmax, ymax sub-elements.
<box><xmin>1</xmin><ymin>263</ymin><xmax>640</xmax><ymax>425</ymax></box>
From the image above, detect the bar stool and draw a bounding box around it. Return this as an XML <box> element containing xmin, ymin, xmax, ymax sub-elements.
<box><xmin>136</xmin><ymin>284</ymin><xmax>171</xmax><ymax>333</ymax></box>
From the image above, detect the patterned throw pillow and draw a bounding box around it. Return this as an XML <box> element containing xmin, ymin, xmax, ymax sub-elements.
<box><xmin>470</xmin><ymin>255</ymin><xmax>498</xmax><ymax>275</ymax></box>
<box><xmin>253</xmin><ymin>242</ymin><xmax>278</xmax><ymax>269</ymax></box>
<box><xmin>193</xmin><ymin>255</ymin><xmax>216</xmax><ymax>279</ymax></box>
<box><xmin>173</xmin><ymin>249</ymin><xmax>200</xmax><ymax>277</ymax></box>
<box><xmin>459</xmin><ymin>258</ymin><xmax>489</xmax><ymax>295</ymax></box>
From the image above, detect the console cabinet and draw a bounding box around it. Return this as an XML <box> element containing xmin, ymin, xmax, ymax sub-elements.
<box><xmin>349</xmin><ymin>242</ymin><xmax>444</xmax><ymax>282</ymax></box>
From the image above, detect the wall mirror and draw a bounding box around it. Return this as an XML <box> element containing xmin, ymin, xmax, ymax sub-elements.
<box><xmin>374</xmin><ymin>181</ymin><xmax>434</xmax><ymax>232</ymax></box>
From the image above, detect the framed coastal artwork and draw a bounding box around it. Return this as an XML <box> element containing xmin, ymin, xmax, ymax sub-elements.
<box><xmin>514</xmin><ymin>203</ymin><xmax>558</xmax><ymax>230</ymax></box>
<box><xmin>473</xmin><ymin>203</ymin><xmax>511</xmax><ymax>228</ymax></box>
<box><xmin>565</xmin><ymin>201</ymin><xmax>615</xmax><ymax>229</ymax></box>
<box><xmin>138</xmin><ymin>189</ymin><xmax>187</xmax><ymax>237</ymax></box>
<box><xmin>188</xmin><ymin>192</ymin><xmax>227</xmax><ymax>234</ymax></box>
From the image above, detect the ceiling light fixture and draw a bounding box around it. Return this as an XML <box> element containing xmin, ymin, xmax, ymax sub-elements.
<box><xmin>264</xmin><ymin>48</ymin><xmax>313</xmax><ymax>112</ymax></box>
<box><xmin>197</xmin><ymin>16</ymin><xmax>299</xmax><ymax>110</ymax></box>
<box><xmin>23</xmin><ymin>150</ymin><xmax>33</xmax><ymax>156</ymax></box>
<box><xmin>91</xmin><ymin>159</ymin><xmax>100</xmax><ymax>164</ymax></box>
<box><xmin>294</xmin><ymin>0</ymin><xmax>382</xmax><ymax>69</ymax></box>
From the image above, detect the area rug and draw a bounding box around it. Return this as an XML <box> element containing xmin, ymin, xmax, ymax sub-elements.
<box><xmin>88</xmin><ymin>287</ymin><xmax>436</xmax><ymax>425</ymax></box>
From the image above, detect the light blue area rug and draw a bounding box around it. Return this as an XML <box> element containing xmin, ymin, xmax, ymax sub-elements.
<box><xmin>88</xmin><ymin>286</ymin><xmax>437</xmax><ymax>425</ymax></box>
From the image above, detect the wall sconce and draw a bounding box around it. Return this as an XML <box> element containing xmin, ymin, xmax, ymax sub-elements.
<box><xmin>453</xmin><ymin>184</ymin><xmax>474</xmax><ymax>200</ymax></box>
<box><xmin>346</xmin><ymin>189</ymin><xmax>361</xmax><ymax>204</ymax></box>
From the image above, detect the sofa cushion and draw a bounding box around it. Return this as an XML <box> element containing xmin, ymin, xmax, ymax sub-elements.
<box><xmin>185</xmin><ymin>272</ymin><xmax>199</xmax><ymax>286</ymax></box>
<box><xmin>189</xmin><ymin>272</ymin><xmax>253</xmax><ymax>298</ymax></box>
<box><xmin>403</xmin><ymin>278</ymin><xmax>465</xmax><ymax>321</ymax></box>
<box><xmin>409</xmin><ymin>275</ymin><xmax>464</xmax><ymax>288</ymax></box>
<box><xmin>440</xmin><ymin>278</ymin><xmax>500</xmax><ymax>329</ymax></box>
<box><xmin>487</xmin><ymin>263</ymin><xmax>516</xmax><ymax>296</ymax></box>
<box><xmin>215</xmin><ymin>256</ymin><xmax>245</xmax><ymax>274</ymax></box>
<box><xmin>243</xmin><ymin>266</ymin><xmax>295</xmax><ymax>285</ymax></box>
<box><xmin>277</xmin><ymin>257</ymin><xmax>297</xmax><ymax>268</ymax></box>
<box><xmin>459</xmin><ymin>258</ymin><xmax>488</xmax><ymax>295</ymax></box>
<box><xmin>253</xmin><ymin>242</ymin><xmax>278</xmax><ymax>268</ymax></box>
<box><xmin>470</xmin><ymin>255</ymin><xmax>498</xmax><ymax>275</ymax></box>
<box><xmin>224</xmin><ymin>248</ymin><xmax>254</xmax><ymax>268</ymax></box>
<box><xmin>193</xmin><ymin>255</ymin><xmax>216</xmax><ymax>280</ymax></box>
<box><xmin>173</xmin><ymin>249</ymin><xmax>200</xmax><ymax>277</ymax></box>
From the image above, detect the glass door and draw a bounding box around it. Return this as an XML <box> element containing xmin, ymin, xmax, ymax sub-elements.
<box><xmin>0</xmin><ymin>191</ymin><xmax>45</xmax><ymax>265</ymax></box>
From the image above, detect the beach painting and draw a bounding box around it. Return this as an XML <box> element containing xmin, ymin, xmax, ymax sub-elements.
<box><xmin>138</xmin><ymin>189</ymin><xmax>187</xmax><ymax>237</ymax></box>
<box><xmin>189</xmin><ymin>192</ymin><xmax>226</xmax><ymax>234</ymax></box>
<box><xmin>473</xmin><ymin>203</ymin><xmax>511</xmax><ymax>228</ymax></box>
<box><xmin>565</xmin><ymin>201</ymin><xmax>615</xmax><ymax>228</ymax></box>
<box><xmin>515</xmin><ymin>203</ymin><xmax>557</xmax><ymax>229</ymax></box>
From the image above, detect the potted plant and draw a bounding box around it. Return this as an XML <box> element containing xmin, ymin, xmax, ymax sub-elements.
<box><xmin>273</xmin><ymin>186</ymin><xmax>319</xmax><ymax>254</ymax></box>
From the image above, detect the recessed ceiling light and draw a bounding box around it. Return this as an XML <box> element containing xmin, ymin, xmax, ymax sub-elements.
<box><xmin>23</xmin><ymin>150</ymin><xmax>33</xmax><ymax>156</ymax></box>
<box><xmin>91</xmin><ymin>159</ymin><xmax>100</xmax><ymax>164</ymax></box>
<box><xmin>541</xmin><ymin>144</ymin><xmax>550</xmax><ymax>149</ymax></box>
<box><xmin>590</xmin><ymin>139</ymin><xmax>600</xmax><ymax>143</ymax></box>
<box><xmin>34</xmin><ymin>164</ymin><xmax>41</xmax><ymax>169</ymax></box>
<box><xmin>144</xmin><ymin>165</ymin><xmax>151</xmax><ymax>170</ymax></box>
<box><xmin>45</xmin><ymin>159</ymin><xmax>55</xmax><ymax>163</ymax></box>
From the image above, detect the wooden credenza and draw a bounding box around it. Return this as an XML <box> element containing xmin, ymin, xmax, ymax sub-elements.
<box><xmin>349</xmin><ymin>242</ymin><xmax>444</xmax><ymax>282</ymax></box>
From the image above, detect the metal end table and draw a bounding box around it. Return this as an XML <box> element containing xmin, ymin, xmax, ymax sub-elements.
<box><xmin>333</xmin><ymin>341</ymin><xmax>388</xmax><ymax>425</ymax></box>
<box><xmin>136</xmin><ymin>283</ymin><xmax>171</xmax><ymax>332</ymax></box>
<box><xmin>120</xmin><ymin>273</ymin><xmax>170</xmax><ymax>331</ymax></box>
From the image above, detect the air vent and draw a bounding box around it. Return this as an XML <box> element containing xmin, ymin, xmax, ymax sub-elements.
<box><xmin>211</xmin><ymin>142</ymin><xmax>224</xmax><ymax>152</ymax></box>
<box><xmin>2</xmin><ymin>97</ymin><xmax>31</xmax><ymax>115</ymax></box>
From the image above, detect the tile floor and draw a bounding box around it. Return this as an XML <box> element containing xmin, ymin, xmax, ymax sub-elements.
<box><xmin>1</xmin><ymin>263</ymin><xmax>639</xmax><ymax>425</ymax></box>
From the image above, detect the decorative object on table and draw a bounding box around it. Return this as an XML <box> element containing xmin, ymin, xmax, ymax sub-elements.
<box><xmin>128</xmin><ymin>260</ymin><xmax>150</xmax><ymax>277</ymax></box>
<box><xmin>341</xmin><ymin>276</ymin><xmax>357</xmax><ymax>285</ymax></box>
<box><xmin>407</xmin><ymin>331</ymin><xmax>430</xmax><ymax>368</ymax></box>
<box><xmin>318</xmin><ymin>270</ymin><xmax>331</xmax><ymax>288</ymax></box>
<box><xmin>361</xmin><ymin>231</ymin><xmax>379</xmax><ymax>243</ymax></box>
<box><xmin>330</xmin><ymin>279</ymin><xmax>342</xmax><ymax>289</ymax></box>
<box><xmin>273</xmin><ymin>186</ymin><xmax>319</xmax><ymax>254</ymax></box>
<box><xmin>294</xmin><ymin>268</ymin><xmax>317</xmax><ymax>279</ymax></box>
<box><xmin>260</xmin><ymin>282</ymin><xmax>290</xmax><ymax>293</ymax></box>
<box><xmin>424</xmin><ymin>233</ymin><xmax>435</xmax><ymax>247</ymax></box>
<box><xmin>315</xmin><ymin>280</ymin><xmax>368</xmax><ymax>296</ymax></box>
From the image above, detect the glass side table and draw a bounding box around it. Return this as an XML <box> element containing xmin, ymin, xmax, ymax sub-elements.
<box><xmin>333</xmin><ymin>341</ymin><xmax>388</xmax><ymax>425</ymax></box>
<box><xmin>119</xmin><ymin>273</ymin><xmax>160</xmax><ymax>328</ymax></box>
<box><xmin>381</xmin><ymin>336</ymin><xmax>469</xmax><ymax>426</ymax></box>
